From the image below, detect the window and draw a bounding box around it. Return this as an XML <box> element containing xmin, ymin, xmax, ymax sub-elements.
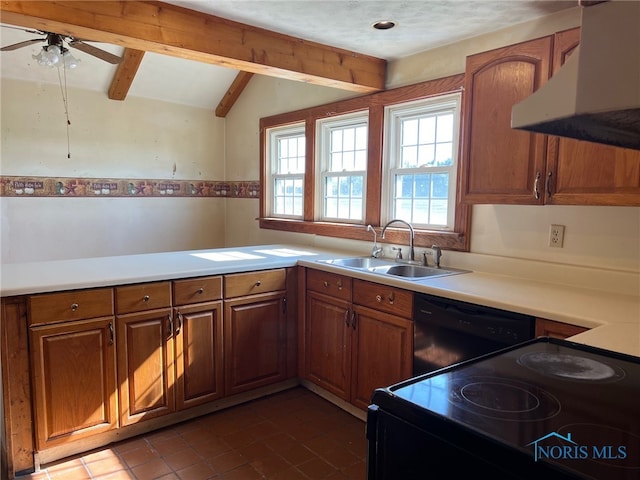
<box><xmin>316</xmin><ymin>112</ymin><xmax>368</xmax><ymax>222</ymax></box>
<box><xmin>260</xmin><ymin>74</ymin><xmax>470</xmax><ymax>252</ymax></box>
<box><xmin>266</xmin><ymin>123</ymin><xmax>305</xmax><ymax>218</ymax></box>
<box><xmin>383</xmin><ymin>93</ymin><xmax>461</xmax><ymax>230</ymax></box>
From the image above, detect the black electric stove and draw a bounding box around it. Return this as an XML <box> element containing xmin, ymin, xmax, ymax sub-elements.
<box><xmin>367</xmin><ymin>337</ymin><xmax>640</xmax><ymax>480</ymax></box>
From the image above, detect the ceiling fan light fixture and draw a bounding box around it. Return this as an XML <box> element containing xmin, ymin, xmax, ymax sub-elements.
<box><xmin>62</xmin><ymin>50</ymin><xmax>80</xmax><ymax>69</ymax></box>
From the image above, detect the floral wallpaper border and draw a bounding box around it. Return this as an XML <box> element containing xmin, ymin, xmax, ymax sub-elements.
<box><xmin>0</xmin><ymin>176</ymin><xmax>260</xmax><ymax>198</ymax></box>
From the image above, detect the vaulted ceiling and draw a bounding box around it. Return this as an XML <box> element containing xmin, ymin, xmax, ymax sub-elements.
<box><xmin>0</xmin><ymin>1</ymin><xmax>577</xmax><ymax>116</ymax></box>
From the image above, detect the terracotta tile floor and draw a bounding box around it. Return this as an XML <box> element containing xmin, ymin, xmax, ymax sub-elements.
<box><xmin>22</xmin><ymin>387</ymin><xmax>367</xmax><ymax>480</ymax></box>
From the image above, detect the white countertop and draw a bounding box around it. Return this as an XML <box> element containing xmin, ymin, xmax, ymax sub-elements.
<box><xmin>2</xmin><ymin>244</ymin><xmax>639</xmax><ymax>357</ymax></box>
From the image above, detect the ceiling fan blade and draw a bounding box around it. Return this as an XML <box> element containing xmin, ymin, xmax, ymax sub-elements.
<box><xmin>0</xmin><ymin>38</ymin><xmax>44</xmax><ymax>51</ymax></box>
<box><xmin>68</xmin><ymin>40</ymin><xmax>121</xmax><ymax>64</ymax></box>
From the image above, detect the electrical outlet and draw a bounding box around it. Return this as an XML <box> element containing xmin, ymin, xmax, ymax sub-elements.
<box><xmin>549</xmin><ymin>224</ymin><xmax>565</xmax><ymax>248</ymax></box>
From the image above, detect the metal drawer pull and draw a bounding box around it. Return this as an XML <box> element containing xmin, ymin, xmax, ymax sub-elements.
<box><xmin>168</xmin><ymin>314</ymin><xmax>173</xmax><ymax>339</ymax></box>
<box><xmin>71</xmin><ymin>303</ymin><xmax>79</xmax><ymax>311</ymax></box>
<box><xmin>337</xmin><ymin>279</ymin><xmax>343</xmax><ymax>290</ymax></box>
<box><xmin>351</xmin><ymin>311</ymin><xmax>357</xmax><ymax>330</ymax></box>
<box><xmin>255</xmin><ymin>280</ymin><xmax>262</xmax><ymax>287</ymax></box>
<box><xmin>323</xmin><ymin>281</ymin><xmax>329</xmax><ymax>287</ymax></box>
<box><xmin>546</xmin><ymin>171</ymin><xmax>553</xmax><ymax>197</ymax></box>
<box><xmin>344</xmin><ymin>309</ymin><xmax>350</xmax><ymax>327</ymax></box>
<box><xmin>376</xmin><ymin>295</ymin><xmax>383</xmax><ymax>303</ymax></box>
<box><xmin>197</xmin><ymin>287</ymin><xmax>204</xmax><ymax>294</ymax></box>
<box><xmin>176</xmin><ymin>312</ymin><xmax>183</xmax><ymax>335</ymax></box>
<box><xmin>108</xmin><ymin>322</ymin><xmax>114</xmax><ymax>345</ymax></box>
<box><xmin>533</xmin><ymin>171</ymin><xmax>541</xmax><ymax>200</ymax></box>
<box><xmin>143</xmin><ymin>295</ymin><xmax>150</xmax><ymax>302</ymax></box>
<box><xmin>389</xmin><ymin>292</ymin><xmax>395</xmax><ymax>305</ymax></box>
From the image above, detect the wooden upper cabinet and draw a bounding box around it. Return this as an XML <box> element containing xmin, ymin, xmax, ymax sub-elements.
<box><xmin>546</xmin><ymin>28</ymin><xmax>640</xmax><ymax>206</ymax></box>
<box><xmin>459</xmin><ymin>36</ymin><xmax>553</xmax><ymax>204</ymax></box>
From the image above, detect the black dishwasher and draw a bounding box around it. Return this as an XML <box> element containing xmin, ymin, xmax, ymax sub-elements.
<box><xmin>413</xmin><ymin>293</ymin><xmax>535</xmax><ymax>375</ymax></box>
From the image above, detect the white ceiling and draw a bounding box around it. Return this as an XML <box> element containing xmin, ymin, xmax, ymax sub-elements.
<box><xmin>0</xmin><ymin>0</ymin><xmax>576</xmax><ymax>110</ymax></box>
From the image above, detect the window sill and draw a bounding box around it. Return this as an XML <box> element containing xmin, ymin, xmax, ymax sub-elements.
<box><xmin>259</xmin><ymin>217</ymin><xmax>469</xmax><ymax>251</ymax></box>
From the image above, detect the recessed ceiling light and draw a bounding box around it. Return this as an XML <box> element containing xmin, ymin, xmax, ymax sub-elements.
<box><xmin>372</xmin><ymin>20</ymin><xmax>397</xmax><ymax>30</ymax></box>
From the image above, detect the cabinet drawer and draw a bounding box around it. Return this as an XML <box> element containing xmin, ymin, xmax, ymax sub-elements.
<box><xmin>224</xmin><ymin>269</ymin><xmax>286</xmax><ymax>298</ymax></box>
<box><xmin>29</xmin><ymin>288</ymin><xmax>114</xmax><ymax>326</ymax></box>
<box><xmin>306</xmin><ymin>269</ymin><xmax>352</xmax><ymax>301</ymax></box>
<box><xmin>173</xmin><ymin>276</ymin><xmax>222</xmax><ymax>305</ymax></box>
<box><xmin>353</xmin><ymin>279</ymin><xmax>413</xmax><ymax>318</ymax></box>
<box><xmin>116</xmin><ymin>282</ymin><xmax>171</xmax><ymax>314</ymax></box>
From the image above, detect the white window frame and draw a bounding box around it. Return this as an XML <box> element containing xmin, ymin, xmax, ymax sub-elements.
<box><xmin>382</xmin><ymin>93</ymin><xmax>462</xmax><ymax>231</ymax></box>
<box><xmin>265</xmin><ymin>123</ymin><xmax>306</xmax><ymax>219</ymax></box>
<box><xmin>315</xmin><ymin>111</ymin><xmax>369</xmax><ymax>223</ymax></box>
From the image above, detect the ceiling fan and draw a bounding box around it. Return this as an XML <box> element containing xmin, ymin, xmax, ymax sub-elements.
<box><xmin>1</xmin><ymin>27</ymin><xmax>122</xmax><ymax>66</ymax></box>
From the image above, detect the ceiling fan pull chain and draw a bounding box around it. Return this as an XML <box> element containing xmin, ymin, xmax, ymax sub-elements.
<box><xmin>57</xmin><ymin>65</ymin><xmax>72</xmax><ymax>158</ymax></box>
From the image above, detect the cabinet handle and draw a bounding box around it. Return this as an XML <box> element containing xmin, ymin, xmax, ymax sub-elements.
<box><xmin>546</xmin><ymin>171</ymin><xmax>553</xmax><ymax>198</ymax></box>
<box><xmin>255</xmin><ymin>280</ymin><xmax>262</xmax><ymax>287</ymax></box>
<box><xmin>70</xmin><ymin>303</ymin><xmax>79</xmax><ymax>312</ymax></box>
<box><xmin>336</xmin><ymin>279</ymin><xmax>343</xmax><ymax>290</ymax></box>
<box><xmin>176</xmin><ymin>312</ymin><xmax>183</xmax><ymax>335</ymax></box>
<box><xmin>197</xmin><ymin>287</ymin><xmax>204</xmax><ymax>295</ymax></box>
<box><xmin>376</xmin><ymin>294</ymin><xmax>383</xmax><ymax>303</ymax></box>
<box><xmin>143</xmin><ymin>295</ymin><xmax>150</xmax><ymax>302</ymax></box>
<box><xmin>344</xmin><ymin>308</ymin><xmax>351</xmax><ymax>327</ymax></box>
<box><xmin>168</xmin><ymin>314</ymin><xmax>173</xmax><ymax>339</ymax></box>
<box><xmin>351</xmin><ymin>311</ymin><xmax>357</xmax><ymax>330</ymax></box>
<box><xmin>323</xmin><ymin>281</ymin><xmax>329</xmax><ymax>288</ymax></box>
<box><xmin>533</xmin><ymin>171</ymin><xmax>541</xmax><ymax>200</ymax></box>
<box><xmin>388</xmin><ymin>292</ymin><xmax>395</xmax><ymax>305</ymax></box>
<box><xmin>108</xmin><ymin>322</ymin><xmax>114</xmax><ymax>345</ymax></box>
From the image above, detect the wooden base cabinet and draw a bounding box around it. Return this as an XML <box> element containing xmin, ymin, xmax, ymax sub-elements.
<box><xmin>304</xmin><ymin>270</ymin><xmax>413</xmax><ymax>411</ymax></box>
<box><xmin>535</xmin><ymin>318</ymin><xmax>589</xmax><ymax>339</ymax></box>
<box><xmin>173</xmin><ymin>276</ymin><xmax>224</xmax><ymax>410</ymax></box>
<box><xmin>28</xmin><ymin>288</ymin><xmax>117</xmax><ymax>451</ymax></box>
<box><xmin>30</xmin><ymin>317</ymin><xmax>118</xmax><ymax>450</ymax></box>
<box><xmin>116</xmin><ymin>282</ymin><xmax>175</xmax><ymax>426</ymax></box>
<box><xmin>223</xmin><ymin>269</ymin><xmax>288</xmax><ymax>396</ymax></box>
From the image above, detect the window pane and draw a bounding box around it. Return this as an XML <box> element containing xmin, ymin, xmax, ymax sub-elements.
<box><xmin>331</xmin><ymin>130</ymin><xmax>342</xmax><ymax>152</ymax></box>
<box><xmin>419</xmin><ymin>116</ymin><xmax>436</xmax><ymax>144</ymax></box>
<box><xmin>351</xmin><ymin>199</ymin><xmax>363</xmax><ymax>220</ymax></box>
<box><xmin>435</xmin><ymin>142</ymin><xmax>453</xmax><ymax>166</ymax></box>
<box><xmin>402</xmin><ymin>119</ymin><xmax>418</xmax><ymax>146</ymax></box>
<box><xmin>326</xmin><ymin>176</ymin><xmax>338</xmax><ymax>196</ymax></box>
<box><xmin>401</xmin><ymin>145</ymin><xmax>418</xmax><ymax>168</ymax></box>
<box><xmin>339</xmin><ymin>176</ymin><xmax>350</xmax><ymax>196</ymax></box>
<box><xmin>343</xmin><ymin>128</ymin><xmax>355</xmax><ymax>152</ymax></box>
<box><xmin>413</xmin><ymin>199</ymin><xmax>429</xmax><ymax>224</ymax></box>
<box><xmin>338</xmin><ymin>198</ymin><xmax>350</xmax><ymax>218</ymax></box>
<box><xmin>417</xmin><ymin>144</ymin><xmax>435</xmax><ymax>166</ymax></box>
<box><xmin>432</xmin><ymin>173</ymin><xmax>449</xmax><ymax>198</ymax></box>
<box><xmin>354</xmin><ymin>150</ymin><xmax>367</xmax><ymax>170</ymax></box>
<box><xmin>355</xmin><ymin>126</ymin><xmax>368</xmax><ymax>150</ymax></box>
<box><xmin>343</xmin><ymin>151</ymin><xmax>355</xmax><ymax>171</ymax></box>
<box><xmin>395</xmin><ymin>199</ymin><xmax>412</xmax><ymax>222</ymax></box>
<box><xmin>436</xmin><ymin>114</ymin><xmax>454</xmax><ymax>142</ymax></box>
<box><xmin>415</xmin><ymin>174</ymin><xmax>430</xmax><ymax>197</ymax></box>
<box><xmin>430</xmin><ymin>199</ymin><xmax>448</xmax><ymax>225</ymax></box>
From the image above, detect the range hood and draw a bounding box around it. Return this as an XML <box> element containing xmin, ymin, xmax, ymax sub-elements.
<box><xmin>511</xmin><ymin>0</ymin><xmax>640</xmax><ymax>151</ymax></box>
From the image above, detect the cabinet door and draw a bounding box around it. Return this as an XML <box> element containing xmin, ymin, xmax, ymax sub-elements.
<box><xmin>305</xmin><ymin>291</ymin><xmax>352</xmax><ymax>400</ymax></box>
<box><xmin>460</xmin><ymin>36</ymin><xmax>552</xmax><ymax>204</ymax></box>
<box><xmin>174</xmin><ymin>301</ymin><xmax>224</xmax><ymax>410</ymax></box>
<box><xmin>351</xmin><ymin>306</ymin><xmax>413</xmax><ymax>411</ymax></box>
<box><xmin>117</xmin><ymin>308</ymin><xmax>175</xmax><ymax>426</ymax></box>
<box><xmin>224</xmin><ymin>291</ymin><xmax>287</xmax><ymax>395</ymax></box>
<box><xmin>30</xmin><ymin>317</ymin><xmax>117</xmax><ymax>449</ymax></box>
<box><xmin>546</xmin><ymin>28</ymin><xmax>640</xmax><ymax>206</ymax></box>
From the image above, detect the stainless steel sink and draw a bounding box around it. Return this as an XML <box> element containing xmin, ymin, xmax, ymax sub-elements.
<box><xmin>368</xmin><ymin>264</ymin><xmax>465</xmax><ymax>279</ymax></box>
<box><xmin>320</xmin><ymin>257</ymin><xmax>393</xmax><ymax>269</ymax></box>
<box><xmin>319</xmin><ymin>257</ymin><xmax>469</xmax><ymax>280</ymax></box>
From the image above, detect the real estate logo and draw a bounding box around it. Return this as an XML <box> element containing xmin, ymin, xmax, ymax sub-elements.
<box><xmin>527</xmin><ymin>432</ymin><xmax>627</xmax><ymax>462</ymax></box>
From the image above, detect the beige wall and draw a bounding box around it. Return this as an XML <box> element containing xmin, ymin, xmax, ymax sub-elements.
<box><xmin>1</xmin><ymin>79</ymin><xmax>226</xmax><ymax>262</ymax></box>
<box><xmin>223</xmin><ymin>8</ymin><xmax>640</xmax><ymax>292</ymax></box>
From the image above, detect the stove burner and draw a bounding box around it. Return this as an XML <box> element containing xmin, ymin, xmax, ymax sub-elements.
<box><xmin>449</xmin><ymin>376</ymin><xmax>561</xmax><ymax>422</ymax></box>
<box><xmin>555</xmin><ymin>423</ymin><xmax>640</xmax><ymax>473</ymax></box>
<box><xmin>518</xmin><ymin>352</ymin><xmax>625</xmax><ymax>382</ymax></box>
<box><xmin>461</xmin><ymin>382</ymin><xmax>540</xmax><ymax>413</ymax></box>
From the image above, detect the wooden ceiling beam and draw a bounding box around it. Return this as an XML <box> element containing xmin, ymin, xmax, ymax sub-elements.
<box><xmin>215</xmin><ymin>71</ymin><xmax>254</xmax><ymax>118</ymax></box>
<box><xmin>108</xmin><ymin>48</ymin><xmax>145</xmax><ymax>101</ymax></box>
<box><xmin>0</xmin><ymin>1</ymin><xmax>386</xmax><ymax>94</ymax></box>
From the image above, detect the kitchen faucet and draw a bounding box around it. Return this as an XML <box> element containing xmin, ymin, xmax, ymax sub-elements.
<box><xmin>381</xmin><ymin>219</ymin><xmax>415</xmax><ymax>262</ymax></box>
<box><xmin>366</xmin><ymin>224</ymin><xmax>383</xmax><ymax>258</ymax></box>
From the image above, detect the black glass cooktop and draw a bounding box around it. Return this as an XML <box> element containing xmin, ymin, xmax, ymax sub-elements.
<box><xmin>382</xmin><ymin>338</ymin><xmax>640</xmax><ymax>479</ymax></box>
